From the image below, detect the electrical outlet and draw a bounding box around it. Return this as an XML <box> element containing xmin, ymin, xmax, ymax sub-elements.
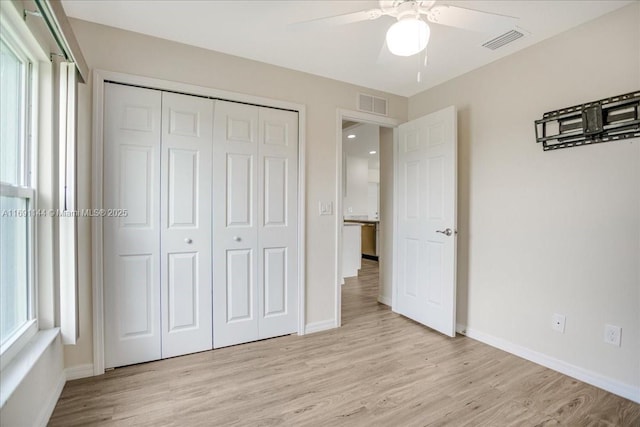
<box><xmin>552</xmin><ymin>313</ymin><xmax>566</xmax><ymax>333</ymax></box>
<box><xmin>604</xmin><ymin>324</ymin><xmax>622</xmax><ymax>347</ymax></box>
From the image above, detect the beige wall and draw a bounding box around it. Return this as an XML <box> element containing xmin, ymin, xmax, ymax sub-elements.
<box><xmin>64</xmin><ymin>18</ymin><xmax>408</xmax><ymax>368</ymax></box>
<box><xmin>409</xmin><ymin>3</ymin><xmax>640</xmax><ymax>389</ymax></box>
<box><xmin>378</xmin><ymin>127</ymin><xmax>394</xmax><ymax>306</ymax></box>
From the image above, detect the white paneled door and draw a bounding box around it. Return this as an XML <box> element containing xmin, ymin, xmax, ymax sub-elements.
<box><xmin>395</xmin><ymin>106</ymin><xmax>457</xmax><ymax>337</ymax></box>
<box><xmin>104</xmin><ymin>83</ymin><xmax>300</xmax><ymax>367</ymax></box>
<box><xmin>213</xmin><ymin>101</ymin><xmax>298</xmax><ymax>348</ymax></box>
<box><xmin>257</xmin><ymin>107</ymin><xmax>299</xmax><ymax>340</ymax></box>
<box><xmin>212</xmin><ymin>101</ymin><xmax>259</xmax><ymax>347</ymax></box>
<box><xmin>160</xmin><ymin>92</ymin><xmax>213</xmax><ymax>358</ymax></box>
<box><xmin>104</xmin><ymin>83</ymin><xmax>162</xmax><ymax>368</ymax></box>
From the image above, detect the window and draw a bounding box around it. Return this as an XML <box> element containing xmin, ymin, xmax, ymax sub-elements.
<box><xmin>0</xmin><ymin>33</ymin><xmax>36</xmax><ymax>354</ymax></box>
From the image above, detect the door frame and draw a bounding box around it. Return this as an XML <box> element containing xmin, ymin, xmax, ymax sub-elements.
<box><xmin>334</xmin><ymin>109</ymin><xmax>399</xmax><ymax>327</ymax></box>
<box><xmin>92</xmin><ymin>69</ymin><xmax>307</xmax><ymax>375</ymax></box>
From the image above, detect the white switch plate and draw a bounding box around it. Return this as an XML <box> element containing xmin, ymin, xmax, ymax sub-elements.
<box><xmin>319</xmin><ymin>201</ymin><xmax>333</xmax><ymax>216</ymax></box>
<box><xmin>552</xmin><ymin>313</ymin><xmax>566</xmax><ymax>333</ymax></box>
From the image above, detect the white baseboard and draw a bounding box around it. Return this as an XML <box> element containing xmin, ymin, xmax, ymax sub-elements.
<box><xmin>462</xmin><ymin>326</ymin><xmax>640</xmax><ymax>404</ymax></box>
<box><xmin>305</xmin><ymin>319</ymin><xmax>336</xmax><ymax>334</ymax></box>
<box><xmin>377</xmin><ymin>295</ymin><xmax>392</xmax><ymax>307</ymax></box>
<box><xmin>36</xmin><ymin>369</ymin><xmax>66</xmax><ymax>427</ymax></box>
<box><xmin>65</xmin><ymin>363</ymin><xmax>95</xmax><ymax>381</ymax></box>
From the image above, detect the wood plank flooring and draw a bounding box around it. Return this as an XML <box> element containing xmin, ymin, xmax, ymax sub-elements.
<box><xmin>50</xmin><ymin>259</ymin><xmax>640</xmax><ymax>426</ymax></box>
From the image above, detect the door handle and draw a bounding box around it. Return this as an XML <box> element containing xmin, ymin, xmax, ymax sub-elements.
<box><xmin>436</xmin><ymin>228</ymin><xmax>453</xmax><ymax>237</ymax></box>
<box><xmin>233</xmin><ymin>236</ymin><xmax>241</xmax><ymax>242</ymax></box>
<box><xmin>184</xmin><ymin>238</ymin><xmax>193</xmax><ymax>244</ymax></box>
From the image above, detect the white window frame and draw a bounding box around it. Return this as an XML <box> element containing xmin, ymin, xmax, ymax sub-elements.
<box><xmin>0</xmin><ymin>6</ymin><xmax>43</xmax><ymax>371</ymax></box>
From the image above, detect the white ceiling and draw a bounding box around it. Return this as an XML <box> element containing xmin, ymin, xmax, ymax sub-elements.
<box><xmin>62</xmin><ymin>0</ymin><xmax>631</xmax><ymax>97</ymax></box>
<box><xmin>343</xmin><ymin>123</ymin><xmax>380</xmax><ymax>169</ymax></box>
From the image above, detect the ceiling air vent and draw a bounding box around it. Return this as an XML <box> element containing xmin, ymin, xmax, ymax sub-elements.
<box><xmin>358</xmin><ymin>93</ymin><xmax>388</xmax><ymax>116</ymax></box>
<box><xmin>482</xmin><ymin>30</ymin><xmax>524</xmax><ymax>50</ymax></box>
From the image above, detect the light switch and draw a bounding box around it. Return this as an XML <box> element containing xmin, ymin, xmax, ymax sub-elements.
<box><xmin>319</xmin><ymin>201</ymin><xmax>333</xmax><ymax>216</ymax></box>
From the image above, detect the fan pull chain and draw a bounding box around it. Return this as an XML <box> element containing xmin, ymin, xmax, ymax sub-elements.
<box><xmin>417</xmin><ymin>47</ymin><xmax>428</xmax><ymax>83</ymax></box>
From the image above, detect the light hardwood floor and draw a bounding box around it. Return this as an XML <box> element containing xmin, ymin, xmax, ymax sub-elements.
<box><xmin>50</xmin><ymin>260</ymin><xmax>639</xmax><ymax>426</ymax></box>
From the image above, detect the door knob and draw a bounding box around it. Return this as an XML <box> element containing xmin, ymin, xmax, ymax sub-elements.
<box><xmin>233</xmin><ymin>236</ymin><xmax>241</xmax><ymax>242</ymax></box>
<box><xmin>184</xmin><ymin>238</ymin><xmax>193</xmax><ymax>244</ymax></box>
<box><xmin>436</xmin><ymin>228</ymin><xmax>453</xmax><ymax>237</ymax></box>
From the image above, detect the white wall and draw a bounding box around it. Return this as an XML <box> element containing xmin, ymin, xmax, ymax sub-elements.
<box><xmin>343</xmin><ymin>155</ymin><xmax>369</xmax><ymax>216</ymax></box>
<box><xmin>0</xmin><ymin>334</ymin><xmax>65</xmax><ymax>426</ymax></box>
<box><xmin>409</xmin><ymin>3</ymin><xmax>639</xmax><ymax>398</ymax></box>
<box><xmin>367</xmin><ymin>168</ymin><xmax>380</xmax><ymax>183</ymax></box>
<box><xmin>367</xmin><ymin>182</ymin><xmax>379</xmax><ymax>220</ymax></box>
<box><xmin>343</xmin><ymin>123</ymin><xmax>381</xmax><ymax>218</ymax></box>
<box><xmin>64</xmin><ymin>18</ymin><xmax>408</xmax><ymax>369</ymax></box>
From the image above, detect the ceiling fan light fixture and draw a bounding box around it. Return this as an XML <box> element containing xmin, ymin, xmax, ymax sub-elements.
<box><xmin>386</xmin><ymin>17</ymin><xmax>430</xmax><ymax>57</ymax></box>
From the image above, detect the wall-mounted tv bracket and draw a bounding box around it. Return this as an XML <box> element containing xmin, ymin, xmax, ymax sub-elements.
<box><xmin>535</xmin><ymin>91</ymin><xmax>640</xmax><ymax>151</ymax></box>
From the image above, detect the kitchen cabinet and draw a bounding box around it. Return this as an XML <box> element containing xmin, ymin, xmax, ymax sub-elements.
<box><xmin>361</xmin><ymin>223</ymin><xmax>377</xmax><ymax>258</ymax></box>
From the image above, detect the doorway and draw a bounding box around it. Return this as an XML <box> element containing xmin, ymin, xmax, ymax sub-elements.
<box><xmin>335</xmin><ymin>110</ymin><xmax>399</xmax><ymax>327</ymax></box>
<box><xmin>335</xmin><ymin>107</ymin><xmax>458</xmax><ymax>336</ymax></box>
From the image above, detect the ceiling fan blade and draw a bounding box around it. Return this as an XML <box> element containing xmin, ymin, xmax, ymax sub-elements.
<box><xmin>427</xmin><ymin>5</ymin><xmax>518</xmax><ymax>33</ymax></box>
<box><xmin>289</xmin><ymin>8</ymin><xmax>384</xmax><ymax>31</ymax></box>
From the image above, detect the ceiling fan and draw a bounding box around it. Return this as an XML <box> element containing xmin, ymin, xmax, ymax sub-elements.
<box><xmin>293</xmin><ymin>1</ymin><xmax>519</xmax><ymax>57</ymax></box>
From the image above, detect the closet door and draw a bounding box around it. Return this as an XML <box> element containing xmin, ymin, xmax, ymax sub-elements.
<box><xmin>213</xmin><ymin>101</ymin><xmax>259</xmax><ymax>348</ymax></box>
<box><xmin>257</xmin><ymin>107</ymin><xmax>298</xmax><ymax>339</ymax></box>
<box><xmin>212</xmin><ymin>101</ymin><xmax>299</xmax><ymax>348</ymax></box>
<box><xmin>104</xmin><ymin>83</ymin><xmax>162</xmax><ymax>368</ymax></box>
<box><xmin>160</xmin><ymin>93</ymin><xmax>214</xmax><ymax>357</ymax></box>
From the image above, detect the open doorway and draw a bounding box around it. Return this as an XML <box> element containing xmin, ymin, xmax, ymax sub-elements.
<box><xmin>335</xmin><ymin>110</ymin><xmax>399</xmax><ymax>327</ymax></box>
<box><xmin>335</xmin><ymin>107</ymin><xmax>458</xmax><ymax>336</ymax></box>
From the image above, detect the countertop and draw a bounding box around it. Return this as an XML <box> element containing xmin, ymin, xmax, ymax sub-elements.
<box><xmin>344</xmin><ymin>219</ymin><xmax>379</xmax><ymax>225</ymax></box>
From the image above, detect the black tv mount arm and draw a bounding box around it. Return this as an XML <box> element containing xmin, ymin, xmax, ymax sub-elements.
<box><xmin>535</xmin><ymin>91</ymin><xmax>640</xmax><ymax>151</ymax></box>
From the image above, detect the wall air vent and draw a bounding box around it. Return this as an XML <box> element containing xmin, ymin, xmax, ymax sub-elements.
<box><xmin>482</xmin><ymin>30</ymin><xmax>524</xmax><ymax>50</ymax></box>
<box><xmin>358</xmin><ymin>93</ymin><xmax>388</xmax><ymax>116</ymax></box>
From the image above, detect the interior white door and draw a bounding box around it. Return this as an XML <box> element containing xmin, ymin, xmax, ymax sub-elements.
<box><xmin>394</xmin><ymin>106</ymin><xmax>457</xmax><ymax>337</ymax></box>
<box><xmin>213</xmin><ymin>101</ymin><xmax>299</xmax><ymax>348</ymax></box>
<box><xmin>213</xmin><ymin>101</ymin><xmax>260</xmax><ymax>348</ymax></box>
<box><xmin>160</xmin><ymin>92</ymin><xmax>213</xmax><ymax>358</ymax></box>
<box><xmin>257</xmin><ymin>107</ymin><xmax>298</xmax><ymax>339</ymax></box>
<box><xmin>104</xmin><ymin>83</ymin><xmax>162</xmax><ymax>368</ymax></box>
